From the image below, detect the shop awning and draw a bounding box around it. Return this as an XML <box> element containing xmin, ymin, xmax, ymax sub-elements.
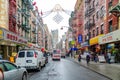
<box><xmin>90</xmin><ymin>35</ymin><xmax>104</xmax><ymax>46</ymax></box>
<box><xmin>109</xmin><ymin>3</ymin><xmax>120</xmax><ymax>13</ymax></box>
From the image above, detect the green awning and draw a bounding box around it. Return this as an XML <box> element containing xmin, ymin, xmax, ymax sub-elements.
<box><xmin>109</xmin><ymin>3</ymin><xmax>120</xmax><ymax>13</ymax></box>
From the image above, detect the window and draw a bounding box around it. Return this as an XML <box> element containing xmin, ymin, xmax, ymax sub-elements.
<box><xmin>53</xmin><ymin>50</ymin><xmax>57</xmax><ymax>54</ymax></box>
<box><xmin>93</xmin><ymin>0</ymin><xmax>95</xmax><ymax>8</ymax></box>
<box><xmin>96</xmin><ymin>0</ymin><xmax>99</xmax><ymax>6</ymax></box>
<box><xmin>108</xmin><ymin>0</ymin><xmax>113</xmax><ymax>8</ymax></box>
<box><xmin>101</xmin><ymin>6</ymin><xmax>104</xmax><ymax>11</ymax></box>
<box><xmin>89</xmin><ymin>32</ymin><xmax>91</xmax><ymax>38</ymax></box>
<box><xmin>96</xmin><ymin>27</ymin><xmax>99</xmax><ymax>35</ymax></box>
<box><xmin>96</xmin><ymin>11</ymin><xmax>99</xmax><ymax>20</ymax></box>
<box><xmin>91</xmin><ymin>15</ymin><xmax>95</xmax><ymax>25</ymax></box>
<box><xmin>18</xmin><ymin>52</ymin><xmax>25</xmax><ymax>57</ymax></box>
<box><xmin>100</xmin><ymin>6</ymin><xmax>105</xmax><ymax>18</ymax></box>
<box><xmin>27</xmin><ymin>51</ymin><xmax>34</xmax><ymax>57</ymax></box>
<box><xmin>109</xmin><ymin>21</ymin><xmax>112</xmax><ymax>32</ymax></box>
<box><xmin>93</xmin><ymin>15</ymin><xmax>95</xmax><ymax>22</ymax></box>
<box><xmin>100</xmin><ymin>24</ymin><xmax>104</xmax><ymax>34</ymax></box>
<box><xmin>4</xmin><ymin>63</ymin><xmax>16</xmax><ymax>71</ymax></box>
<box><xmin>85</xmin><ymin>35</ymin><xmax>87</xmax><ymax>41</ymax></box>
<box><xmin>93</xmin><ymin>29</ymin><xmax>95</xmax><ymax>37</ymax></box>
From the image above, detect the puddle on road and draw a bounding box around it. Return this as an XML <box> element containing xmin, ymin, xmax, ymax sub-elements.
<box><xmin>29</xmin><ymin>63</ymin><xmax>63</xmax><ymax>80</ymax></box>
<box><xmin>47</xmin><ymin>68</ymin><xmax>63</xmax><ymax>80</ymax></box>
<box><xmin>48</xmin><ymin>71</ymin><xmax>58</xmax><ymax>76</ymax></box>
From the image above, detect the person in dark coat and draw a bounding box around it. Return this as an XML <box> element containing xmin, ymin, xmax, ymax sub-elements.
<box><xmin>78</xmin><ymin>54</ymin><xmax>81</xmax><ymax>62</ymax></box>
<box><xmin>86</xmin><ymin>52</ymin><xmax>90</xmax><ymax>64</ymax></box>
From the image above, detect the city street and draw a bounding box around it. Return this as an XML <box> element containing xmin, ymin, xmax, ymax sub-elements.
<box><xmin>28</xmin><ymin>57</ymin><xmax>111</xmax><ymax>80</ymax></box>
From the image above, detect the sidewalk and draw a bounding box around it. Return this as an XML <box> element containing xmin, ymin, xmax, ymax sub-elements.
<box><xmin>74</xmin><ymin>58</ymin><xmax>120</xmax><ymax>80</ymax></box>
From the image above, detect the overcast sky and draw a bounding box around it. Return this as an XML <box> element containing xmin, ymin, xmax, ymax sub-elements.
<box><xmin>34</xmin><ymin>0</ymin><xmax>77</xmax><ymax>38</ymax></box>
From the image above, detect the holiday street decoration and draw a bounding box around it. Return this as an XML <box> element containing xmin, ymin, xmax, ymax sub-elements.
<box><xmin>39</xmin><ymin>4</ymin><xmax>71</xmax><ymax>24</ymax></box>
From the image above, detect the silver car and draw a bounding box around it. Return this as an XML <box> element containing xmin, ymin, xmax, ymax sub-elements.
<box><xmin>0</xmin><ymin>60</ymin><xmax>28</xmax><ymax>80</ymax></box>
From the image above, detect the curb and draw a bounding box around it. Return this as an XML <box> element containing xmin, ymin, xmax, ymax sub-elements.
<box><xmin>73</xmin><ymin>59</ymin><xmax>113</xmax><ymax>80</ymax></box>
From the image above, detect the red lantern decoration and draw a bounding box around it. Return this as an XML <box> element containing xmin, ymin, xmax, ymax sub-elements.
<box><xmin>32</xmin><ymin>2</ymin><xmax>36</xmax><ymax>6</ymax></box>
<box><xmin>35</xmin><ymin>6</ymin><xmax>38</xmax><ymax>10</ymax></box>
<box><xmin>41</xmin><ymin>48</ymin><xmax>45</xmax><ymax>52</ymax></box>
<box><xmin>40</xmin><ymin>10</ymin><xmax>43</xmax><ymax>16</ymax></box>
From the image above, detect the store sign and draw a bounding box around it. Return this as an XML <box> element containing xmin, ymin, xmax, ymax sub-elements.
<box><xmin>1</xmin><ymin>28</ymin><xmax>28</xmax><ymax>44</ymax></box>
<box><xmin>99</xmin><ymin>30</ymin><xmax>120</xmax><ymax>44</ymax></box>
<box><xmin>90</xmin><ymin>36</ymin><xmax>98</xmax><ymax>45</ymax></box>
<box><xmin>78</xmin><ymin>34</ymin><xmax>82</xmax><ymax>43</ymax></box>
<box><xmin>0</xmin><ymin>30</ymin><xmax>3</xmax><ymax>39</ymax></box>
<box><xmin>81</xmin><ymin>41</ymin><xmax>89</xmax><ymax>47</ymax></box>
<box><xmin>6</xmin><ymin>33</ymin><xmax>27</xmax><ymax>44</ymax></box>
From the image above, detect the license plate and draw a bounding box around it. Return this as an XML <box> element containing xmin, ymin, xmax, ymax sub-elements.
<box><xmin>26</xmin><ymin>60</ymin><xmax>32</xmax><ymax>63</ymax></box>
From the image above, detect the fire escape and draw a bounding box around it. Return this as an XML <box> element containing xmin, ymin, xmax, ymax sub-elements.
<box><xmin>9</xmin><ymin>0</ymin><xmax>17</xmax><ymax>33</ymax></box>
<box><xmin>85</xmin><ymin>0</ymin><xmax>95</xmax><ymax>41</ymax></box>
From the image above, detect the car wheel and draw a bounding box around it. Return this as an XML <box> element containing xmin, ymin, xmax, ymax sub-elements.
<box><xmin>22</xmin><ymin>73</ymin><xmax>27</xmax><ymax>80</ymax></box>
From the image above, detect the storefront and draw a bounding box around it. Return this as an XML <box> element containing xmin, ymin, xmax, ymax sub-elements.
<box><xmin>89</xmin><ymin>35</ymin><xmax>103</xmax><ymax>54</ymax></box>
<box><xmin>99</xmin><ymin>30</ymin><xmax>120</xmax><ymax>63</ymax></box>
<box><xmin>0</xmin><ymin>28</ymin><xmax>28</xmax><ymax>60</ymax></box>
<box><xmin>80</xmin><ymin>41</ymin><xmax>89</xmax><ymax>53</ymax></box>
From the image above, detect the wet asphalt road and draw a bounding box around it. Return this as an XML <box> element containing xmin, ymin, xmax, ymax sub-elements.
<box><xmin>28</xmin><ymin>58</ymin><xmax>111</xmax><ymax>80</ymax></box>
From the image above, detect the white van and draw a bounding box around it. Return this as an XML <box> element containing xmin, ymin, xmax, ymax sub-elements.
<box><xmin>52</xmin><ymin>49</ymin><xmax>61</xmax><ymax>60</ymax></box>
<box><xmin>15</xmin><ymin>49</ymin><xmax>45</xmax><ymax>71</ymax></box>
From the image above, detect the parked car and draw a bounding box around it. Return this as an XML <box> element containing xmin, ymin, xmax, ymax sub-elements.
<box><xmin>0</xmin><ymin>60</ymin><xmax>28</xmax><ymax>80</ymax></box>
<box><xmin>0</xmin><ymin>68</ymin><xmax>4</xmax><ymax>80</ymax></box>
<box><xmin>16</xmin><ymin>49</ymin><xmax>46</xmax><ymax>71</ymax></box>
<box><xmin>61</xmin><ymin>52</ymin><xmax>66</xmax><ymax>58</ymax></box>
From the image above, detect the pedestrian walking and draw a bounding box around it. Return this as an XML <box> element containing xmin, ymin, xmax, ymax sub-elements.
<box><xmin>86</xmin><ymin>51</ymin><xmax>90</xmax><ymax>65</ymax></box>
<box><xmin>107</xmin><ymin>51</ymin><xmax>111</xmax><ymax>64</ymax></box>
<box><xmin>68</xmin><ymin>50</ymin><xmax>72</xmax><ymax>57</ymax></box>
<box><xmin>94</xmin><ymin>54</ymin><xmax>99</xmax><ymax>63</ymax></box>
<box><xmin>78</xmin><ymin>54</ymin><xmax>81</xmax><ymax>62</ymax></box>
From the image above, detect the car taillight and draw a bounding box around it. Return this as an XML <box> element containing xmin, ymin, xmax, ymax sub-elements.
<box><xmin>34</xmin><ymin>53</ymin><xmax>37</xmax><ymax>58</ymax></box>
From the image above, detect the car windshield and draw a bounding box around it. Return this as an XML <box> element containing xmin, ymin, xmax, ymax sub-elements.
<box><xmin>53</xmin><ymin>50</ymin><xmax>60</xmax><ymax>54</ymax></box>
<box><xmin>27</xmin><ymin>51</ymin><xmax>34</xmax><ymax>57</ymax></box>
<box><xmin>18</xmin><ymin>52</ymin><xmax>25</xmax><ymax>57</ymax></box>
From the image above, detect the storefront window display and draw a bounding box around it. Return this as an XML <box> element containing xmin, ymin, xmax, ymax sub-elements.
<box><xmin>112</xmin><ymin>48</ymin><xmax>120</xmax><ymax>63</ymax></box>
<box><xmin>107</xmin><ymin>43</ymin><xmax>120</xmax><ymax>63</ymax></box>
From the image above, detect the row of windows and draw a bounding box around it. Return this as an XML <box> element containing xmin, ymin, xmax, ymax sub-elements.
<box><xmin>85</xmin><ymin>5</ymin><xmax>105</xmax><ymax>21</ymax></box>
<box><xmin>84</xmin><ymin>20</ymin><xmax>118</xmax><ymax>41</ymax></box>
<box><xmin>84</xmin><ymin>24</ymin><xmax>104</xmax><ymax>41</ymax></box>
